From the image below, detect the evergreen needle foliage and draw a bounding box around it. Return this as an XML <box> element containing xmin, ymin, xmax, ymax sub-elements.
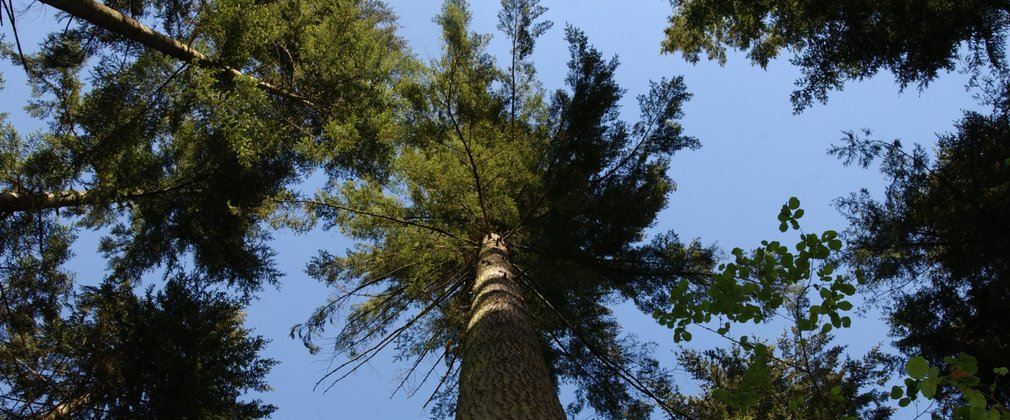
<box><xmin>2</xmin><ymin>0</ymin><xmax>405</xmax><ymax>416</ymax></box>
<box><xmin>833</xmin><ymin>113</ymin><xmax>1010</xmax><ymax>411</ymax></box>
<box><xmin>291</xmin><ymin>1</ymin><xmax>712</xmax><ymax>417</ymax></box>
<box><xmin>662</xmin><ymin>0</ymin><xmax>1010</xmax><ymax>112</ymax></box>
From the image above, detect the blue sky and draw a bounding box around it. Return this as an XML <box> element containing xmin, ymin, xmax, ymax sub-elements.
<box><xmin>0</xmin><ymin>1</ymin><xmax>985</xmax><ymax>418</ymax></box>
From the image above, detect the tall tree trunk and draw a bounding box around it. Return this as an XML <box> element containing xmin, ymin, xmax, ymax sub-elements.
<box><xmin>456</xmin><ymin>233</ymin><xmax>565</xmax><ymax>420</ymax></box>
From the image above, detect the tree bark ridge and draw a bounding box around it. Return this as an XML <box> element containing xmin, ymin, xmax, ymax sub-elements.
<box><xmin>456</xmin><ymin>233</ymin><xmax>565</xmax><ymax>420</ymax></box>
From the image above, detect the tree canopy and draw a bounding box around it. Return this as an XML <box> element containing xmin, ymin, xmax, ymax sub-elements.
<box><xmin>832</xmin><ymin>112</ymin><xmax>1010</xmax><ymax>411</ymax></box>
<box><xmin>673</xmin><ymin>332</ymin><xmax>895</xmax><ymax>419</ymax></box>
<box><xmin>2</xmin><ymin>0</ymin><xmax>1008</xmax><ymax>418</ymax></box>
<box><xmin>662</xmin><ymin>0</ymin><xmax>1010</xmax><ymax>111</ymax></box>
<box><xmin>291</xmin><ymin>1</ymin><xmax>712</xmax><ymax>417</ymax></box>
<box><xmin>2</xmin><ymin>0</ymin><xmax>405</xmax><ymax>415</ymax></box>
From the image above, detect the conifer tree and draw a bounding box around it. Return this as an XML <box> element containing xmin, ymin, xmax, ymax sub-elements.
<box><xmin>292</xmin><ymin>1</ymin><xmax>712</xmax><ymax>418</ymax></box>
<box><xmin>660</xmin><ymin>0</ymin><xmax>1010</xmax><ymax>112</ymax></box>
<box><xmin>832</xmin><ymin>113</ymin><xmax>1010</xmax><ymax>411</ymax></box>
<box><xmin>2</xmin><ymin>0</ymin><xmax>405</xmax><ymax>415</ymax></box>
<box><xmin>673</xmin><ymin>332</ymin><xmax>895</xmax><ymax>419</ymax></box>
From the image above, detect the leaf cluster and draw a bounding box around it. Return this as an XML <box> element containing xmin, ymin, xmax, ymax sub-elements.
<box><xmin>654</xmin><ymin>198</ymin><xmax>861</xmax><ymax>343</ymax></box>
<box><xmin>893</xmin><ymin>354</ymin><xmax>1010</xmax><ymax>420</ymax></box>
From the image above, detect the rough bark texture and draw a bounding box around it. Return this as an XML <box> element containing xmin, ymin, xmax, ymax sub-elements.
<box><xmin>456</xmin><ymin>233</ymin><xmax>565</xmax><ymax>420</ymax></box>
<box><xmin>38</xmin><ymin>0</ymin><xmax>317</xmax><ymax>107</ymax></box>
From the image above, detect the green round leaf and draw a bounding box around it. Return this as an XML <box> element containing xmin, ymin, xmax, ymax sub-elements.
<box><xmin>788</xmin><ymin>196</ymin><xmax>800</xmax><ymax>209</ymax></box>
<box><xmin>920</xmin><ymin>378</ymin><xmax>937</xmax><ymax>399</ymax></box>
<box><xmin>967</xmin><ymin>390</ymin><xmax>987</xmax><ymax>408</ymax></box>
<box><xmin>906</xmin><ymin>357</ymin><xmax>930</xmax><ymax>379</ymax></box>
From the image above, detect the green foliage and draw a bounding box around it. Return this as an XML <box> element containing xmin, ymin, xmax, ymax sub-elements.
<box><xmin>661</xmin><ymin>0</ymin><xmax>1010</xmax><ymax>111</ymax></box>
<box><xmin>674</xmin><ymin>333</ymin><xmax>895</xmax><ymax>419</ymax></box>
<box><xmin>890</xmin><ymin>354</ymin><xmax>1010</xmax><ymax>420</ymax></box>
<box><xmin>655</xmin><ymin>197</ymin><xmax>860</xmax><ymax>343</ymax></box>
<box><xmin>291</xmin><ymin>1</ymin><xmax>710</xmax><ymax>417</ymax></box>
<box><xmin>2</xmin><ymin>0</ymin><xmax>406</xmax><ymax>415</ymax></box>
<box><xmin>833</xmin><ymin>113</ymin><xmax>1010</xmax><ymax>410</ymax></box>
<box><xmin>0</xmin><ymin>114</ymin><xmax>78</xmax><ymax>417</ymax></box>
<box><xmin>655</xmin><ymin>199</ymin><xmax>896</xmax><ymax>417</ymax></box>
<box><xmin>6</xmin><ymin>0</ymin><xmax>406</xmax><ymax>291</ymax></box>
<box><xmin>63</xmin><ymin>277</ymin><xmax>277</xmax><ymax>418</ymax></box>
<box><xmin>658</xmin><ymin>196</ymin><xmax>1010</xmax><ymax>418</ymax></box>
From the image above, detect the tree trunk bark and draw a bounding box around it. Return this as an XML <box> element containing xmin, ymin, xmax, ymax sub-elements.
<box><xmin>456</xmin><ymin>233</ymin><xmax>565</xmax><ymax>420</ymax></box>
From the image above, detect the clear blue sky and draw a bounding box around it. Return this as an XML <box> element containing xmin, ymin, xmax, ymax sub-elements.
<box><xmin>0</xmin><ymin>1</ymin><xmax>984</xmax><ymax>418</ymax></box>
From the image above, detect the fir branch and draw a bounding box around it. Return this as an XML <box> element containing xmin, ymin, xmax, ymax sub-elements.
<box><xmin>290</xmin><ymin>198</ymin><xmax>476</xmax><ymax>245</ymax></box>
<box><xmin>38</xmin><ymin>0</ymin><xmax>323</xmax><ymax>109</ymax></box>
<box><xmin>512</xmin><ymin>264</ymin><xmax>695</xmax><ymax>420</ymax></box>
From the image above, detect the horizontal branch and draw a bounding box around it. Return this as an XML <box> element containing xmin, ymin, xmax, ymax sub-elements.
<box><xmin>0</xmin><ymin>190</ymin><xmax>87</xmax><ymax>213</ymax></box>
<box><xmin>1</xmin><ymin>178</ymin><xmax>201</xmax><ymax>214</ymax></box>
<box><xmin>291</xmin><ymin>199</ymin><xmax>477</xmax><ymax>246</ymax></box>
<box><xmin>39</xmin><ymin>392</ymin><xmax>92</xmax><ymax>420</ymax></box>
<box><xmin>38</xmin><ymin>0</ymin><xmax>319</xmax><ymax>108</ymax></box>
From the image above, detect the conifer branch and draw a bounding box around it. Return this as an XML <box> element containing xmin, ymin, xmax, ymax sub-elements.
<box><xmin>512</xmin><ymin>264</ymin><xmax>695</xmax><ymax>420</ymax></box>
<box><xmin>1</xmin><ymin>0</ymin><xmax>29</xmax><ymax>73</ymax></box>
<box><xmin>845</xmin><ymin>138</ymin><xmax>1010</xmax><ymax>235</ymax></box>
<box><xmin>0</xmin><ymin>178</ymin><xmax>202</xmax><ymax>214</ymax></box>
<box><xmin>292</xmin><ymin>198</ymin><xmax>475</xmax><ymax>245</ymax></box>
<box><xmin>390</xmin><ymin>338</ymin><xmax>438</xmax><ymax>399</ymax></box>
<box><xmin>330</xmin><ymin>284</ymin><xmax>410</xmax><ymax>345</ymax></box>
<box><xmin>0</xmin><ymin>190</ymin><xmax>88</xmax><ymax>213</ymax></box>
<box><xmin>316</xmin><ymin>275</ymin><xmax>466</xmax><ymax>392</ymax></box>
<box><xmin>513</xmin><ymin>243</ymin><xmax>711</xmax><ymax>284</ymax></box>
<box><xmin>411</xmin><ymin>342</ymin><xmax>454</xmax><ymax>399</ymax></box>
<box><xmin>693</xmin><ymin>323</ymin><xmax>809</xmax><ymax>373</ymax></box>
<box><xmin>333</xmin><ymin>263</ymin><xmax>417</xmax><ymax>302</ymax></box>
<box><xmin>438</xmin><ymin>64</ymin><xmax>490</xmax><ymax>230</ymax></box>
<box><xmin>422</xmin><ymin>360</ymin><xmax>460</xmax><ymax>410</ymax></box>
<box><xmin>39</xmin><ymin>392</ymin><xmax>91</xmax><ymax>420</ymax></box>
<box><xmin>37</xmin><ymin>0</ymin><xmax>321</xmax><ymax>109</ymax></box>
<box><xmin>591</xmin><ymin>83</ymin><xmax>684</xmax><ymax>189</ymax></box>
<box><xmin>310</xmin><ymin>259</ymin><xmax>467</xmax><ymax>382</ymax></box>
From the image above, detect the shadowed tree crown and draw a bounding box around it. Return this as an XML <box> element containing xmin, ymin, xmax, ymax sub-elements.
<box><xmin>661</xmin><ymin>0</ymin><xmax>1010</xmax><ymax>111</ymax></box>
<box><xmin>2</xmin><ymin>0</ymin><xmax>405</xmax><ymax>416</ymax></box>
<box><xmin>833</xmin><ymin>112</ymin><xmax>1010</xmax><ymax>410</ymax></box>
